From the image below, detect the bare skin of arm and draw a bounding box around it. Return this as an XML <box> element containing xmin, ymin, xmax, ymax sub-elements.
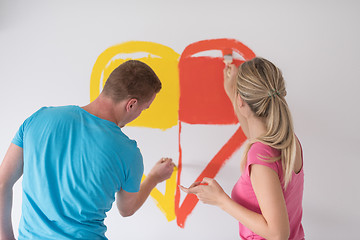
<box><xmin>0</xmin><ymin>144</ymin><xmax>23</xmax><ymax>240</ymax></box>
<box><xmin>116</xmin><ymin>158</ymin><xmax>175</xmax><ymax>217</ymax></box>
<box><xmin>224</xmin><ymin>64</ymin><xmax>250</xmax><ymax>138</ymax></box>
<box><xmin>179</xmin><ymin>164</ymin><xmax>290</xmax><ymax>240</ymax></box>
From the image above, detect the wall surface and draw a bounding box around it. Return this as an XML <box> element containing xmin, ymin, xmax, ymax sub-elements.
<box><xmin>1</xmin><ymin>1</ymin><xmax>359</xmax><ymax>239</ymax></box>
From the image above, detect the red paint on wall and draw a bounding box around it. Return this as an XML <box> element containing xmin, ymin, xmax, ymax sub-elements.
<box><xmin>179</xmin><ymin>39</ymin><xmax>255</xmax><ymax>124</ymax></box>
<box><xmin>175</xmin><ymin>39</ymin><xmax>255</xmax><ymax>228</ymax></box>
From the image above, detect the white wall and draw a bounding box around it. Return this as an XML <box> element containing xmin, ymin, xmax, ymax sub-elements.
<box><xmin>1</xmin><ymin>0</ymin><xmax>359</xmax><ymax>239</ymax></box>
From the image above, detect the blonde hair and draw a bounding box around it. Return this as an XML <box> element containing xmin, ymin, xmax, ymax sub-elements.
<box><xmin>237</xmin><ymin>57</ymin><xmax>296</xmax><ymax>189</ymax></box>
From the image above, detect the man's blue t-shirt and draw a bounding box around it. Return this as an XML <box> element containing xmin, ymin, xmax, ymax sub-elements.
<box><xmin>12</xmin><ymin>106</ymin><xmax>144</xmax><ymax>240</ymax></box>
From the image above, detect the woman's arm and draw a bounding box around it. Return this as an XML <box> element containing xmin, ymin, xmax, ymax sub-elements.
<box><xmin>224</xmin><ymin>64</ymin><xmax>249</xmax><ymax>138</ymax></box>
<box><xmin>227</xmin><ymin>164</ymin><xmax>289</xmax><ymax>239</ymax></box>
<box><xmin>180</xmin><ymin>165</ymin><xmax>289</xmax><ymax>240</ymax></box>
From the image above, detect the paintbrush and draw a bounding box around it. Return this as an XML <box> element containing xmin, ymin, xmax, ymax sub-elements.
<box><xmin>223</xmin><ymin>49</ymin><xmax>233</xmax><ymax>77</ymax></box>
<box><xmin>223</xmin><ymin>49</ymin><xmax>233</xmax><ymax>65</ymax></box>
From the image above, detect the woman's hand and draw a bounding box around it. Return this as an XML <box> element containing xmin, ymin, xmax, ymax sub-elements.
<box><xmin>179</xmin><ymin>178</ymin><xmax>229</xmax><ymax>207</ymax></box>
<box><xmin>223</xmin><ymin>64</ymin><xmax>238</xmax><ymax>102</ymax></box>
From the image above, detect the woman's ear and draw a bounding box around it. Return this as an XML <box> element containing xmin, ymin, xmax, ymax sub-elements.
<box><xmin>235</xmin><ymin>94</ymin><xmax>244</xmax><ymax>108</ymax></box>
<box><xmin>235</xmin><ymin>93</ymin><xmax>251</xmax><ymax>118</ymax></box>
<box><xmin>236</xmin><ymin>94</ymin><xmax>254</xmax><ymax>118</ymax></box>
<box><xmin>126</xmin><ymin>98</ymin><xmax>138</xmax><ymax>112</ymax></box>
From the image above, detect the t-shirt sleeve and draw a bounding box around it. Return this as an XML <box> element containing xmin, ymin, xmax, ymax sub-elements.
<box><xmin>11</xmin><ymin>109</ymin><xmax>43</xmax><ymax>148</ymax></box>
<box><xmin>121</xmin><ymin>143</ymin><xmax>144</xmax><ymax>193</ymax></box>
<box><xmin>245</xmin><ymin>142</ymin><xmax>281</xmax><ymax>177</ymax></box>
<box><xmin>12</xmin><ymin>122</ymin><xmax>25</xmax><ymax>148</ymax></box>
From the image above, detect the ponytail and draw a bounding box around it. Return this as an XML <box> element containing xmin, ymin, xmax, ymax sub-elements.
<box><xmin>237</xmin><ymin>57</ymin><xmax>296</xmax><ymax>189</ymax></box>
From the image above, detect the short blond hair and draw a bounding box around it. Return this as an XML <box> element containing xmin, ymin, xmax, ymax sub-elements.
<box><xmin>102</xmin><ymin>60</ymin><xmax>162</xmax><ymax>103</ymax></box>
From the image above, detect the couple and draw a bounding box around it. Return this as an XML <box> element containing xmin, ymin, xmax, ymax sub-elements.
<box><xmin>0</xmin><ymin>58</ymin><xmax>304</xmax><ymax>240</ymax></box>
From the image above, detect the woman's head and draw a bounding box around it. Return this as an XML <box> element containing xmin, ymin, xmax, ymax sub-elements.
<box><xmin>236</xmin><ymin>57</ymin><xmax>286</xmax><ymax>118</ymax></box>
<box><xmin>237</xmin><ymin>57</ymin><xmax>296</xmax><ymax>188</ymax></box>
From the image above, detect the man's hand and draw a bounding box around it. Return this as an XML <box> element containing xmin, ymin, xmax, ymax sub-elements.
<box><xmin>147</xmin><ymin>158</ymin><xmax>175</xmax><ymax>184</ymax></box>
<box><xmin>116</xmin><ymin>157</ymin><xmax>175</xmax><ymax>217</ymax></box>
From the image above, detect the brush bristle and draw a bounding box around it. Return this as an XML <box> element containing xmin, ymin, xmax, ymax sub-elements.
<box><xmin>223</xmin><ymin>55</ymin><xmax>233</xmax><ymax>64</ymax></box>
<box><xmin>222</xmin><ymin>49</ymin><xmax>232</xmax><ymax>56</ymax></box>
<box><xmin>223</xmin><ymin>49</ymin><xmax>233</xmax><ymax>64</ymax></box>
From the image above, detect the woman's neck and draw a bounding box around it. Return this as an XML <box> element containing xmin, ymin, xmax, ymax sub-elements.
<box><xmin>247</xmin><ymin>115</ymin><xmax>267</xmax><ymax>141</ymax></box>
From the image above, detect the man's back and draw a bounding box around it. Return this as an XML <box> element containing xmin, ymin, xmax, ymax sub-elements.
<box><xmin>12</xmin><ymin>106</ymin><xmax>143</xmax><ymax>239</ymax></box>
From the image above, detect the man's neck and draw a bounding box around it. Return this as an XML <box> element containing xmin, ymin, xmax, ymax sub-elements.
<box><xmin>82</xmin><ymin>95</ymin><xmax>121</xmax><ymax>125</ymax></box>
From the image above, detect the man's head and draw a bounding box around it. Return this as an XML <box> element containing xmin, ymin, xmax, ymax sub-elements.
<box><xmin>102</xmin><ymin>60</ymin><xmax>162</xmax><ymax>104</ymax></box>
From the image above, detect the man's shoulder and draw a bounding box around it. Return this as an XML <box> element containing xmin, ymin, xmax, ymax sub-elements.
<box><xmin>29</xmin><ymin>105</ymin><xmax>82</xmax><ymax>127</ymax></box>
<box><xmin>34</xmin><ymin>105</ymin><xmax>78</xmax><ymax>116</ymax></box>
<box><xmin>40</xmin><ymin>105</ymin><xmax>78</xmax><ymax>112</ymax></box>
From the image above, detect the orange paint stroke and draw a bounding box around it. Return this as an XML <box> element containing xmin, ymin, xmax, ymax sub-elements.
<box><xmin>181</xmin><ymin>38</ymin><xmax>255</xmax><ymax>63</ymax></box>
<box><xmin>175</xmin><ymin>38</ymin><xmax>255</xmax><ymax>228</ymax></box>
<box><xmin>179</xmin><ymin>57</ymin><xmax>244</xmax><ymax>124</ymax></box>
<box><xmin>178</xmin><ymin>38</ymin><xmax>255</xmax><ymax>125</ymax></box>
<box><xmin>175</xmin><ymin>122</ymin><xmax>247</xmax><ymax>228</ymax></box>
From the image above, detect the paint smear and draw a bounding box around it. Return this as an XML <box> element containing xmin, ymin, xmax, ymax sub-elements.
<box><xmin>179</xmin><ymin>38</ymin><xmax>255</xmax><ymax>124</ymax></box>
<box><xmin>142</xmin><ymin>166</ymin><xmax>178</xmax><ymax>221</ymax></box>
<box><xmin>175</xmin><ymin>38</ymin><xmax>255</xmax><ymax>227</ymax></box>
<box><xmin>90</xmin><ymin>41</ymin><xmax>180</xmax><ymax>130</ymax></box>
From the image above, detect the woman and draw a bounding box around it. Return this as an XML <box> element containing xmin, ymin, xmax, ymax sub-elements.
<box><xmin>180</xmin><ymin>57</ymin><xmax>304</xmax><ymax>240</ymax></box>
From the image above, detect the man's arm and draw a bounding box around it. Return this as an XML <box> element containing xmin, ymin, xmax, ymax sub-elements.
<box><xmin>0</xmin><ymin>143</ymin><xmax>23</xmax><ymax>240</ymax></box>
<box><xmin>116</xmin><ymin>158</ymin><xmax>174</xmax><ymax>217</ymax></box>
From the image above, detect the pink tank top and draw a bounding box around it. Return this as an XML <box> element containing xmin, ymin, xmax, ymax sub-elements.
<box><xmin>231</xmin><ymin>142</ymin><xmax>305</xmax><ymax>239</ymax></box>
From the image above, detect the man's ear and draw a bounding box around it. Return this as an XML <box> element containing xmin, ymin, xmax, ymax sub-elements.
<box><xmin>125</xmin><ymin>98</ymin><xmax>138</xmax><ymax>112</ymax></box>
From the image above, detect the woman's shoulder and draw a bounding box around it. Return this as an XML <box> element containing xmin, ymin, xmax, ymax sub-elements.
<box><xmin>248</xmin><ymin>142</ymin><xmax>280</xmax><ymax>158</ymax></box>
<box><xmin>245</xmin><ymin>142</ymin><xmax>282</xmax><ymax>176</ymax></box>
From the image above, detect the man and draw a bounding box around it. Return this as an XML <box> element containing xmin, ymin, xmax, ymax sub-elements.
<box><xmin>0</xmin><ymin>60</ymin><xmax>175</xmax><ymax>240</ymax></box>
